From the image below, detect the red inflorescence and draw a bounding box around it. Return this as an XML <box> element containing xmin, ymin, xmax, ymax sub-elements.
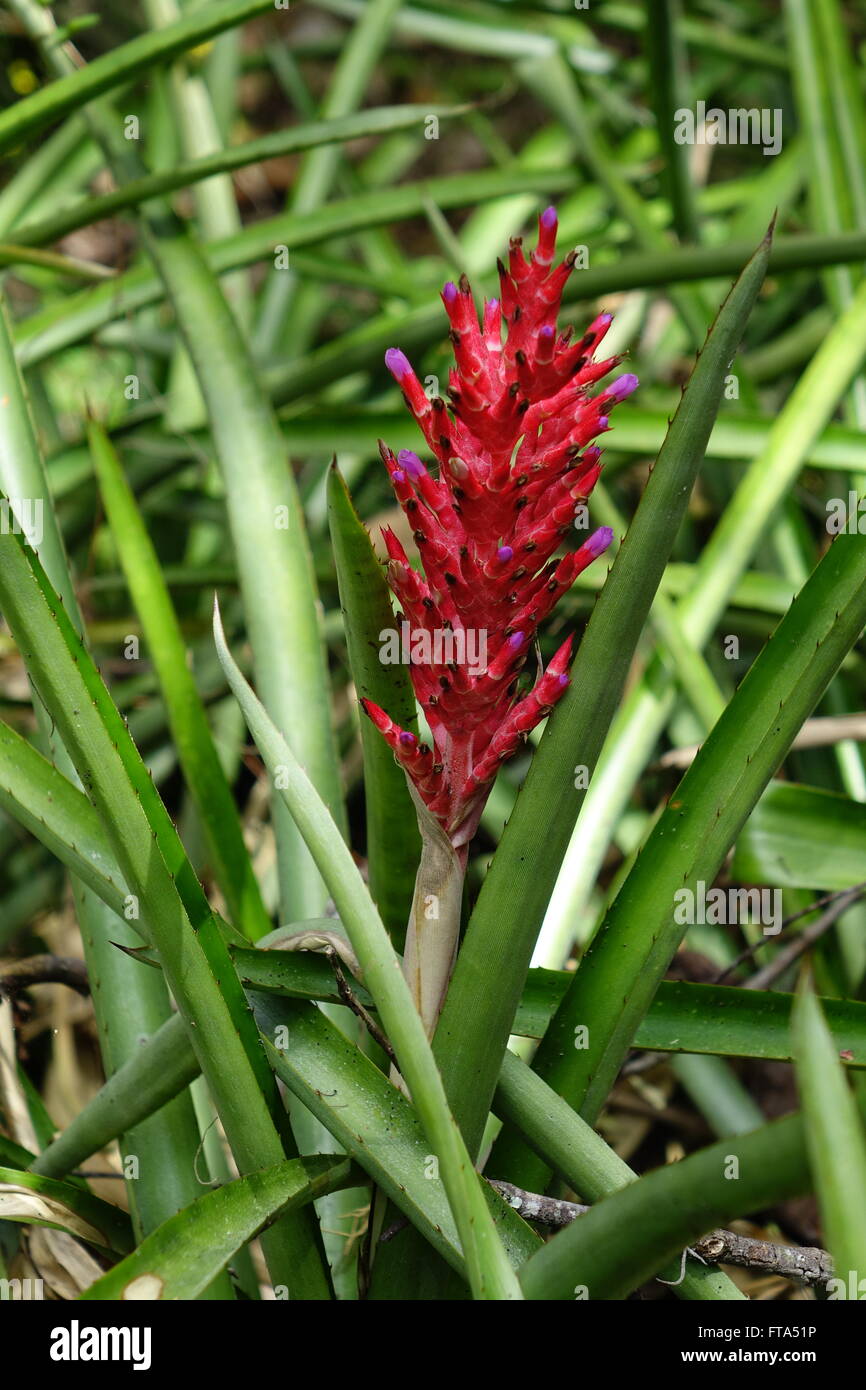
<box><xmin>362</xmin><ymin>206</ymin><xmax>637</xmax><ymax>849</ymax></box>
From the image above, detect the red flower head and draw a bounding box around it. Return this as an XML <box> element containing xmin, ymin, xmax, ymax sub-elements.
<box><xmin>362</xmin><ymin>207</ymin><xmax>636</xmax><ymax>850</ymax></box>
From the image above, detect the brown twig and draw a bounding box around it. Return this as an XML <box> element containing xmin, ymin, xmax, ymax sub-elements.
<box><xmin>486</xmin><ymin>1179</ymin><xmax>834</xmax><ymax>1287</ymax></box>
<box><xmin>325</xmin><ymin>949</ymin><xmax>396</xmax><ymax>1064</ymax></box>
<box><xmin>653</xmin><ymin>714</ymin><xmax>866</xmax><ymax>772</ymax></box>
<box><xmin>622</xmin><ymin>883</ymin><xmax>866</xmax><ymax>1077</ymax></box>
<box><xmin>714</xmin><ymin>881</ymin><xmax>866</xmax><ymax>985</ymax></box>
<box><xmin>487</xmin><ymin>1180</ymin><xmax>589</xmax><ymax>1227</ymax></box>
<box><xmin>742</xmin><ymin>884</ymin><xmax>866</xmax><ymax>991</ymax></box>
<box><xmin>0</xmin><ymin>955</ymin><xmax>90</xmax><ymax>998</ymax></box>
<box><xmin>692</xmin><ymin>1229</ymin><xmax>832</xmax><ymax>1287</ymax></box>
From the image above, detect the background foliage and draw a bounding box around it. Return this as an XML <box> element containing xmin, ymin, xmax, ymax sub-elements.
<box><xmin>0</xmin><ymin>0</ymin><xmax>864</xmax><ymax>1304</ymax></box>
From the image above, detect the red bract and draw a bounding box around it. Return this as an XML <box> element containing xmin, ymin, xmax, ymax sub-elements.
<box><xmin>362</xmin><ymin>207</ymin><xmax>637</xmax><ymax>850</ymax></box>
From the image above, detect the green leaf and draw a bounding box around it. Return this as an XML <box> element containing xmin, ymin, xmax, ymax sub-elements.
<box><xmin>636</xmin><ymin>981</ymin><xmax>866</xmax><ymax>1068</ymax></box>
<box><xmin>0</xmin><ymin>0</ymin><xmax>279</xmax><ymax>154</ymax></box>
<box><xmin>733</xmin><ymin>782</ymin><xmax>866</xmax><ymax>890</ymax></box>
<box><xmin>0</xmin><ymin>527</ymin><xmax>329</xmax><ymax>1297</ymax></box>
<box><xmin>88</xmin><ymin>420</ymin><xmax>271</xmax><ymax>941</ymax></box>
<box><xmin>0</xmin><ymin>718</ymin><xmax>128</xmax><ymax>916</ymax></box>
<box><xmin>518</xmin><ymin>1113</ymin><xmax>809</xmax><ymax>1300</ymax></box>
<box><xmin>327</xmin><ymin>462</ymin><xmax>420</xmax><ymax>941</ymax></box>
<box><xmin>644</xmin><ymin>0</ymin><xmax>700</xmax><ymax>243</ymax></box>
<box><xmin>32</xmin><ymin>1014</ymin><xmax>200</xmax><ymax>1184</ymax></box>
<box><xmin>257</xmin><ymin>996</ymin><xmax>541</xmax><ymax>1279</ymax></box>
<box><xmin>16</xmin><ymin>177</ymin><xmax>866</xmax><ymax>372</ymax></box>
<box><xmin>146</xmin><ymin>232</ymin><xmax>346</xmax><ymax>920</ymax></box>
<box><xmin>492</xmin><ymin>1051</ymin><xmax>742</xmax><ymax>1301</ymax></box>
<box><xmin>0</xmin><ymin>292</ymin><xmax>218</xmax><ymax>1249</ymax></box>
<box><xmin>12</xmin><ymin>105</ymin><xmax>461</xmax><ymax>252</ymax></box>
<box><xmin>792</xmin><ymin>979</ymin><xmax>866</xmax><ymax>1294</ymax></box>
<box><xmin>0</xmin><ymin>1168</ymin><xmax>132</xmax><ymax>1254</ymax></box>
<box><xmin>0</xmin><ymin>242</ymin><xmax>114</xmax><ymax>280</ymax></box>
<box><xmin>34</xmin><ymin>996</ymin><xmax>541</xmax><ymax>1284</ymax></box>
<box><xmin>80</xmin><ymin>1157</ymin><xmax>353</xmax><ymax>1302</ymax></box>
<box><xmin>529</xmin><ymin>533</ymin><xmax>866</xmax><ymax>1148</ymax></box>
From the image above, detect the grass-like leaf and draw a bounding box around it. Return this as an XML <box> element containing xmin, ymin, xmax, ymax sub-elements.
<box><xmin>327</xmin><ymin>462</ymin><xmax>419</xmax><ymax>940</ymax></box>
<box><xmin>89</xmin><ymin>420</ymin><xmax>271</xmax><ymax>941</ymax></box>
<box><xmin>80</xmin><ymin>1156</ymin><xmax>354</xmax><ymax>1302</ymax></box>
<box><xmin>526</xmin><ymin>533</ymin><xmax>866</xmax><ymax>1156</ymax></box>
<box><xmin>792</xmin><ymin>979</ymin><xmax>866</xmax><ymax>1294</ymax></box>
<box><xmin>213</xmin><ymin>599</ymin><xmax>522</xmax><ymax>1299</ymax></box>
<box><xmin>0</xmin><ymin>526</ymin><xmax>330</xmax><ymax>1297</ymax></box>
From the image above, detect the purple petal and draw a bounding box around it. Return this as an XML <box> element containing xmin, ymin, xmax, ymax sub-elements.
<box><xmin>385</xmin><ymin>347</ymin><xmax>412</xmax><ymax>381</ymax></box>
<box><xmin>398</xmin><ymin>450</ymin><xmax>425</xmax><ymax>478</ymax></box>
<box><xmin>587</xmin><ymin>526</ymin><xmax>614</xmax><ymax>558</ymax></box>
<box><xmin>608</xmin><ymin>372</ymin><xmax>639</xmax><ymax>402</ymax></box>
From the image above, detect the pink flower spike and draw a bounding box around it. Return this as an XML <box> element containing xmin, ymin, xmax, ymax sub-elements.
<box><xmin>367</xmin><ymin>213</ymin><xmax>634</xmax><ymax>842</ymax></box>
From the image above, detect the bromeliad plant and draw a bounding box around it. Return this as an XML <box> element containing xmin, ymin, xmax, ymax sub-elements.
<box><xmin>2</xmin><ymin>0</ymin><xmax>866</xmax><ymax>1311</ymax></box>
<box><xmin>363</xmin><ymin>208</ymin><xmax>636</xmax><ymax>1033</ymax></box>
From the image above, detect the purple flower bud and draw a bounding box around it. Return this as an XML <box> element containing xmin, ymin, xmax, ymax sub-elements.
<box><xmin>398</xmin><ymin>450</ymin><xmax>425</xmax><ymax>478</ymax></box>
<box><xmin>507</xmin><ymin>630</ymin><xmax>525</xmax><ymax>651</ymax></box>
<box><xmin>597</xmin><ymin>312</ymin><xmax>613</xmax><ymax>327</ymax></box>
<box><xmin>392</xmin><ymin>468</ymin><xmax>406</xmax><ymax>484</ymax></box>
<box><xmin>398</xmin><ymin>730</ymin><xmax>417</xmax><ymax>747</ymax></box>
<box><xmin>487</xmin><ymin>297</ymin><xmax>499</xmax><ymax>312</ymax></box>
<box><xmin>540</xmin><ymin>206</ymin><xmax>558</xmax><ymax>230</ymax></box>
<box><xmin>539</xmin><ymin>324</ymin><xmax>554</xmax><ymax>340</ymax></box>
<box><xmin>385</xmin><ymin>347</ymin><xmax>412</xmax><ymax>382</ymax></box>
<box><xmin>587</xmin><ymin>526</ymin><xmax>614</xmax><ymax>558</ymax></box>
<box><xmin>597</xmin><ymin>415</ymin><xmax>609</xmax><ymax>431</ymax></box>
<box><xmin>582</xmin><ymin>446</ymin><xmax>602</xmax><ymax>465</ymax></box>
<box><xmin>497</xmin><ymin>545</ymin><xmax>514</xmax><ymax>564</ymax></box>
<box><xmin>557</xmin><ymin>672</ymin><xmax>569</xmax><ymax>688</ymax></box>
<box><xmin>442</xmin><ymin>281</ymin><xmax>458</xmax><ymax>305</ymax></box>
<box><xmin>607</xmin><ymin>372</ymin><xmax>639</xmax><ymax>402</ymax></box>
